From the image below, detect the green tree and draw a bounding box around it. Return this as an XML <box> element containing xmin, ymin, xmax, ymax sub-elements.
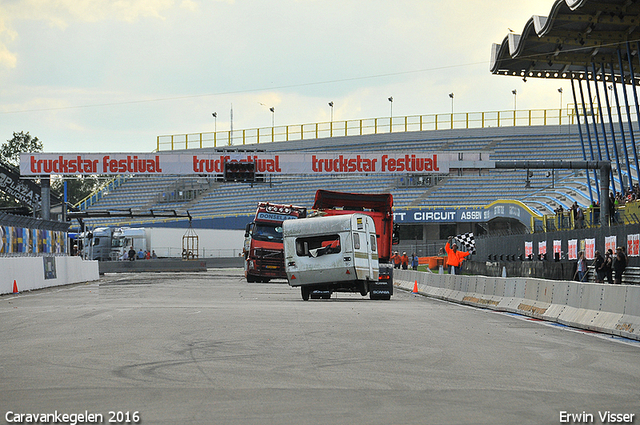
<box><xmin>0</xmin><ymin>131</ymin><xmax>101</xmax><ymax>210</ymax></box>
<box><xmin>0</xmin><ymin>132</ymin><xmax>44</xmax><ymax>209</ymax></box>
<box><xmin>0</xmin><ymin>131</ymin><xmax>43</xmax><ymax>166</ymax></box>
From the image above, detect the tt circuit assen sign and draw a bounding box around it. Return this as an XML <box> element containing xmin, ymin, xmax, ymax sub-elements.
<box><xmin>20</xmin><ymin>152</ymin><xmax>493</xmax><ymax>176</ymax></box>
<box><xmin>392</xmin><ymin>201</ymin><xmax>539</xmax><ymax>227</ymax></box>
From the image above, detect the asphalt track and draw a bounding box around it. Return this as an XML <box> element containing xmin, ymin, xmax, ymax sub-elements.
<box><xmin>1</xmin><ymin>269</ymin><xmax>639</xmax><ymax>425</ymax></box>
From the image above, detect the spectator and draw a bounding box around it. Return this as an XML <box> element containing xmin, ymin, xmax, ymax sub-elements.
<box><xmin>445</xmin><ymin>236</ymin><xmax>470</xmax><ymax>275</ymax></box>
<box><xmin>604</xmin><ymin>249</ymin><xmax>614</xmax><ymax>284</ymax></box>
<box><xmin>128</xmin><ymin>246</ymin><xmax>136</xmax><ymax>261</ymax></box>
<box><xmin>613</xmin><ymin>246</ymin><xmax>627</xmax><ymax>284</ymax></box>
<box><xmin>152</xmin><ymin>250</ymin><xmax>157</xmax><ymax>259</ymax></box>
<box><xmin>411</xmin><ymin>252</ymin><xmax>419</xmax><ymax>270</ymax></box>
<box><xmin>593</xmin><ymin>251</ymin><xmax>605</xmax><ymax>283</ymax></box>
<box><xmin>400</xmin><ymin>252</ymin><xmax>409</xmax><ymax>270</ymax></box>
<box><xmin>138</xmin><ymin>248</ymin><xmax>145</xmax><ymax>259</ymax></box>
<box><xmin>575</xmin><ymin>251</ymin><xmax>587</xmax><ymax>282</ymax></box>
<box><xmin>145</xmin><ymin>250</ymin><xmax>151</xmax><ymax>260</ymax></box>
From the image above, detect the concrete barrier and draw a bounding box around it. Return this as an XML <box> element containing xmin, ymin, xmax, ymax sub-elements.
<box><xmin>1</xmin><ymin>256</ymin><xmax>99</xmax><ymax>295</ymax></box>
<box><xmin>394</xmin><ymin>269</ymin><xmax>640</xmax><ymax>341</ymax></box>
<box><xmin>99</xmin><ymin>259</ymin><xmax>208</xmax><ymax>274</ymax></box>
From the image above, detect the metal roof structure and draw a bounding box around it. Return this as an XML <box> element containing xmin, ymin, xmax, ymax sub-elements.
<box><xmin>491</xmin><ymin>0</ymin><xmax>640</xmax><ymax>83</ymax></box>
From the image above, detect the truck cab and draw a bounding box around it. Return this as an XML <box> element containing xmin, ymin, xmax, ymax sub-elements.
<box><xmin>284</xmin><ymin>213</ymin><xmax>380</xmax><ymax>300</ymax></box>
<box><xmin>244</xmin><ymin>202</ymin><xmax>307</xmax><ymax>283</ymax></box>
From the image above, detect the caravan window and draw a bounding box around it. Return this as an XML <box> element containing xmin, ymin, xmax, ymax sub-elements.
<box><xmin>370</xmin><ymin>235</ymin><xmax>377</xmax><ymax>252</ymax></box>
<box><xmin>296</xmin><ymin>234</ymin><xmax>341</xmax><ymax>257</ymax></box>
<box><xmin>353</xmin><ymin>233</ymin><xmax>360</xmax><ymax>250</ymax></box>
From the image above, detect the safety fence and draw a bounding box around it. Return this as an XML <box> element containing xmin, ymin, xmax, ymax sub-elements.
<box><xmin>156</xmin><ymin>106</ymin><xmax>611</xmax><ymax>151</ymax></box>
<box><xmin>538</xmin><ymin>200</ymin><xmax>640</xmax><ymax>233</ymax></box>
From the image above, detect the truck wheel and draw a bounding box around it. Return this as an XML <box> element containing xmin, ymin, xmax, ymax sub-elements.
<box><xmin>247</xmin><ymin>274</ymin><xmax>257</xmax><ymax>283</ymax></box>
<box><xmin>359</xmin><ymin>282</ymin><xmax>368</xmax><ymax>296</ymax></box>
<box><xmin>301</xmin><ymin>287</ymin><xmax>310</xmax><ymax>301</ymax></box>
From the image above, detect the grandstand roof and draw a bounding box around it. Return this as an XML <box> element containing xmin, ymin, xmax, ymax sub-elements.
<box><xmin>490</xmin><ymin>0</ymin><xmax>640</xmax><ymax>82</ymax></box>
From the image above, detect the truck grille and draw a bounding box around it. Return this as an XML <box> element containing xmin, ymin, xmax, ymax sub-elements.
<box><xmin>254</xmin><ymin>249</ymin><xmax>283</xmax><ymax>259</ymax></box>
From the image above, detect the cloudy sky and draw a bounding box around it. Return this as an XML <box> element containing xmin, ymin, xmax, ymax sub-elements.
<box><xmin>0</xmin><ymin>0</ymin><xmax>567</xmax><ymax>153</ymax></box>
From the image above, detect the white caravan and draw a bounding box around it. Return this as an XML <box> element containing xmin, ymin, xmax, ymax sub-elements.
<box><xmin>283</xmin><ymin>213</ymin><xmax>379</xmax><ymax>300</ymax></box>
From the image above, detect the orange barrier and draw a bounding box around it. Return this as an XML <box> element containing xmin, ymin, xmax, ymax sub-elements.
<box><xmin>418</xmin><ymin>257</ymin><xmax>446</xmax><ymax>269</ymax></box>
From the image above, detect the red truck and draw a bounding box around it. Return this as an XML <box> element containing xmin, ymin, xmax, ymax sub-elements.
<box><xmin>284</xmin><ymin>190</ymin><xmax>397</xmax><ymax>300</ymax></box>
<box><xmin>244</xmin><ymin>202</ymin><xmax>307</xmax><ymax>283</ymax></box>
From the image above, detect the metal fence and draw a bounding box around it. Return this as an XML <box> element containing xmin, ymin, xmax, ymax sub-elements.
<box><xmin>156</xmin><ymin>107</ymin><xmax>591</xmax><ymax>151</ymax></box>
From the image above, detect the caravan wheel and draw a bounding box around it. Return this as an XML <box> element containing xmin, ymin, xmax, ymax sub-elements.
<box><xmin>301</xmin><ymin>286</ymin><xmax>310</xmax><ymax>301</ymax></box>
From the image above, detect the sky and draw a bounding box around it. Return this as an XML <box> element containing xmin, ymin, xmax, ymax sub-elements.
<box><xmin>0</xmin><ymin>0</ymin><xmax>569</xmax><ymax>153</ymax></box>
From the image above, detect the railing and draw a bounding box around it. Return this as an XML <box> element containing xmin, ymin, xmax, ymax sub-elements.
<box><xmin>75</xmin><ymin>175</ymin><xmax>129</xmax><ymax>210</ymax></box>
<box><xmin>538</xmin><ymin>201</ymin><xmax>640</xmax><ymax>233</ymax></box>
<box><xmin>156</xmin><ymin>107</ymin><xmax>589</xmax><ymax>151</ymax></box>
<box><xmin>157</xmin><ymin>103</ymin><xmax>640</xmax><ymax>151</ymax></box>
<box><xmin>156</xmin><ymin>103</ymin><xmax>640</xmax><ymax>151</ymax></box>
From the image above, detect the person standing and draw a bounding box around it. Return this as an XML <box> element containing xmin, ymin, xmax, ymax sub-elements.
<box><xmin>604</xmin><ymin>249</ymin><xmax>614</xmax><ymax>283</ymax></box>
<box><xmin>575</xmin><ymin>251</ymin><xmax>587</xmax><ymax>282</ymax></box>
<box><xmin>400</xmin><ymin>252</ymin><xmax>409</xmax><ymax>270</ymax></box>
<box><xmin>391</xmin><ymin>251</ymin><xmax>400</xmax><ymax>269</ymax></box>
<box><xmin>613</xmin><ymin>246</ymin><xmax>627</xmax><ymax>284</ymax></box>
<box><xmin>411</xmin><ymin>252</ymin><xmax>419</xmax><ymax>270</ymax></box>
<box><xmin>593</xmin><ymin>251</ymin><xmax>605</xmax><ymax>283</ymax></box>
<box><xmin>445</xmin><ymin>236</ymin><xmax>470</xmax><ymax>275</ymax></box>
<box><xmin>128</xmin><ymin>246</ymin><xmax>136</xmax><ymax>261</ymax></box>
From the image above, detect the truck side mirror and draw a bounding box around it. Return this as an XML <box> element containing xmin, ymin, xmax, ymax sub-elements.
<box><xmin>392</xmin><ymin>223</ymin><xmax>400</xmax><ymax>245</ymax></box>
<box><xmin>244</xmin><ymin>222</ymin><xmax>253</xmax><ymax>238</ymax></box>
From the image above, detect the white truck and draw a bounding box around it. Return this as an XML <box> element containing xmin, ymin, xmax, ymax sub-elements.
<box><xmin>283</xmin><ymin>213</ymin><xmax>379</xmax><ymax>300</ymax></box>
<box><xmin>111</xmin><ymin>227</ymin><xmax>245</xmax><ymax>259</ymax></box>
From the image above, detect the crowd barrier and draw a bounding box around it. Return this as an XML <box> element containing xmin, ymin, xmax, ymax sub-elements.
<box><xmin>1</xmin><ymin>256</ymin><xmax>99</xmax><ymax>295</ymax></box>
<box><xmin>394</xmin><ymin>269</ymin><xmax>640</xmax><ymax>341</ymax></box>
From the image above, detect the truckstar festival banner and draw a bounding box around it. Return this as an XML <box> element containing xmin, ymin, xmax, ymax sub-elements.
<box><xmin>20</xmin><ymin>152</ymin><xmax>493</xmax><ymax>176</ymax></box>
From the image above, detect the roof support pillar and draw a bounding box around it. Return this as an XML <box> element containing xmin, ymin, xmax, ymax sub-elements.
<box><xmin>577</xmin><ymin>75</ymin><xmax>600</xmax><ymax>204</ymax></box>
<box><xmin>601</xmin><ymin>62</ymin><xmax>625</xmax><ymax>194</ymax></box>
<box><xmin>570</xmin><ymin>76</ymin><xmax>595</xmax><ymax>205</ymax></box>
<box><xmin>609</xmin><ymin>61</ymin><xmax>633</xmax><ymax>190</ymax></box>
<box><xmin>593</xmin><ymin>62</ymin><xmax>617</xmax><ymax>195</ymax></box>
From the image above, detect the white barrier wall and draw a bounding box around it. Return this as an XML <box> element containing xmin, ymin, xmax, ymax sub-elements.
<box><xmin>1</xmin><ymin>256</ymin><xmax>99</xmax><ymax>295</ymax></box>
<box><xmin>395</xmin><ymin>270</ymin><xmax>640</xmax><ymax>341</ymax></box>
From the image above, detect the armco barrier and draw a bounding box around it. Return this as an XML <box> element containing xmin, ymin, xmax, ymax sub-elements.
<box><xmin>395</xmin><ymin>269</ymin><xmax>640</xmax><ymax>341</ymax></box>
<box><xmin>1</xmin><ymin>256</ymin><xmax>99</xmax><ymax>295</ymax></box>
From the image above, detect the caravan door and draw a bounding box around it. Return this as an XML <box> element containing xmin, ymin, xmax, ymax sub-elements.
<box><xmin>352</xmin><ymin>215</ymin><xmax>378</xmax><ymax>281</ymax></box>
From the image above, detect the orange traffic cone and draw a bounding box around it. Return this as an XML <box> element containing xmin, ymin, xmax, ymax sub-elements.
<box><xmin>412</xmin><ymin>280</ymin><xmax>418</xmax><ymax>294</ymax></box>
<box><xmin>12</xmin><ymin>280</ymin><xmax>18</xmax><ymax>294</ymax></box>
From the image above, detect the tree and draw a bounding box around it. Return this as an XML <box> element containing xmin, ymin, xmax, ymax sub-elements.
<box><xmin>0</xmin><ymin>132</ymin><xmax>44</xmax><ymax>209</ymax></box>
<box><xmin>0</xmin><ymin>131</ymin><xmax>43</xmax><ymax>166</ymax></box>
<box><xmin>0</xmin><ymin>131</ymin><xmax>101</xmax><ymax>211</ymax></box>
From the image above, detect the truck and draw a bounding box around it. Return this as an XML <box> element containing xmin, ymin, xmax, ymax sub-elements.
<box><xmin>243</xmin><ymin>202</ymin><xmax>307</xmax><ymax>283</ymax></box>
<box><xmin>78</xmin><ymin>227</ymin><xmax>116</xmax><ymax>260</ymax></box>
<box><xmin>283</xmin><ymin>190</ymin><xmax>397</xmax><ymax>300</ymax></box>
<box><xmin>78</xmin><ymin>226</ymin><xmax>244</xmax><ymax>260</ymax></box>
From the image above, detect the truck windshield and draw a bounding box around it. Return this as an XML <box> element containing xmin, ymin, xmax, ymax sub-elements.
<box><xmin>252</xmin><ymin>224</ymin><xmax>283</xmax><ymax>242</ymax></box>
<box><xmin>112</xmin><ymin>237</ymin><xmax>125</xmax><ymax>248</ymax></box>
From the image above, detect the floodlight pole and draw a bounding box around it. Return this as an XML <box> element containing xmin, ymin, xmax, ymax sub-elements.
<box><xmin>495</xmin><ymin>160</ymin><xmax>611</xmax><ymax>226</ymax></box>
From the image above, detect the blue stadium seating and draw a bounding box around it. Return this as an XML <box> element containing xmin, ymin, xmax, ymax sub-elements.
<box><xmin>78</xmin><ymin>123</ymin><xmax>638</xmax><ymax>228</ymax></box>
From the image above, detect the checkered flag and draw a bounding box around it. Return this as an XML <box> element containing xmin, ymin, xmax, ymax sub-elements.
<box><xmin>455</xmin><ymin>232</ymin><xmax>476</xmax><ymax>254</ymax></box>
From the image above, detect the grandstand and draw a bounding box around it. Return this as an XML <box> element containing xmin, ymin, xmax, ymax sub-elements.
<box><xmin>75</xmin><ymin>121</ymin><xmax>608</xmax><ymax>231</ymax></box>
<box><xmin>75</xmin><ymin>0</ymin><xmax>640</xmax><ymax>240</ymax></box>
